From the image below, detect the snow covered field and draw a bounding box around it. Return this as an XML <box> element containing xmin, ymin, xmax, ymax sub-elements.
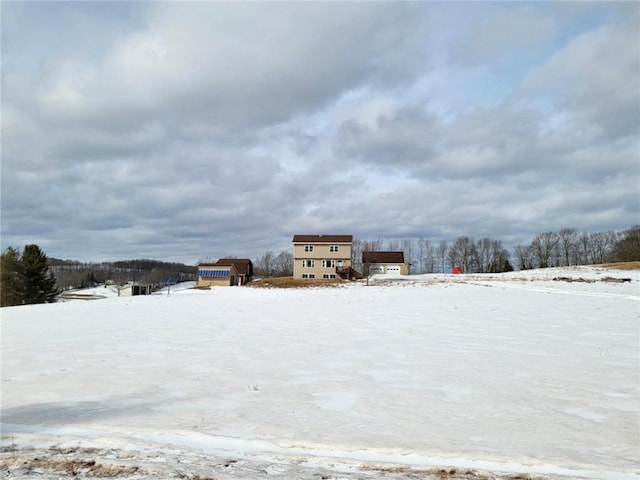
<box><xmin>1</xmin><ymin>266</ymin><xmax>639</xmax><ymax>479</ymax></box>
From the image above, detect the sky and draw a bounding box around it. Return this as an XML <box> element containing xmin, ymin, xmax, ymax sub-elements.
<box><xmin>2</xmin><ymin>1</ymin><xmax>639</xmax><ymax>264</ymax></box>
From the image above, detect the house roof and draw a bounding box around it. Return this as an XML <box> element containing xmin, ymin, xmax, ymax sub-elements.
<box><xmin>212</xmin><ymin>258</ymin><xmax>253</xmax><ymax>275</ymax></box>
<box><xmin>362</xmin><ymin>251</ymin><xmax>405</xmax><ymax>264</ymax></box>
<box><xmin>213</xmin><ymin>258</ymin><xmax>252</xmax><ymax>267</ymax></box>
<box><xmin>292</xmin><ymin>234</ymin><xmax>353</xmax><ymax>243</ymax></box>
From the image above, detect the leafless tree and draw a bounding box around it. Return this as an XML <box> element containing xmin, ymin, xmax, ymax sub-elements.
<box><xmin>589</xmin><ymin>231</ymin><xmax>615</xmax><ymax>265</ymax></box>
<box><xmin>353</xmin><ymin>238</ymin><xmax>384</xmax><ymax>273</ymax></box>
<box><xmin>437</xmin><ymin>241</ymin><xmax>448</xmax><ymax>273</ymax></box>
<box><xmin>351</xmin><ymin>239</ymin><xmax>364</xmax><ymax>273</ymax></box>
<box><xmin>513</xmin><ymin>245</ymin><xmax>534</xmax><ymax>270</ymax></box>
<box><xmin>485</xmin><ymin>240</ymin><xmax>511</xmax><ymax>272</ymax></box>
<box><xmin>578</xmin><ymin>232</ymin><xmax>591</xmax><ymax>265</ymax></box>
<box><xmin>424</xmin><ymin>240</ymin><xmax>435</xmax><ymax>273</ymax></box>
<box><xmin>475</xmin><ymin>238</ymin><xmax>493</xmax><ymax>273</ymax></box>
<box><xmin>416</xmin><ymin>237</ymin><xmax>426</xmax><ymax>274</ymax></box>
<box><xmin>255</xmin><ymin>250</ymin><xmax>275</xmax><ymax>276</ymax></box>
<box><xmin>558</xmin><ymin>228</ymin><xmax>578</xmax><ymax>266</ymax></box>
<box><xmin>363</xmin><ymin>238</ymin><xmax>384</xmax><ymax>252</ymax></box>
<box><xmin>531</xmin><ymin>231</ymin><xmax>559</xmax><ymax>268</ymax></box>
<box><xmin>401</xmin><ymin>238</ymin><xmax>414</xmax><ymax>272</ymax></box>
<box><xmin>612</xmin><ymin>225</ymin><xmax>640</xmax><ymax>262</ymax></box>
<box><xmin>448</xmin><ymin>236</ymin><xmax>477</xmax><ymax>273</ymax></box>
<box><xmin>386</xmin><ymin>239</ymin><xmax>400</xmax><ymax>251</ymax></box>
<box><xmin>603</xmin><ymin>230</ymin><xmax>619</xmax><ymax>263</ymax></box>
<box><xmin>274</xmin><ymin>250</ymin><xmax>293</xmax><ymax>276</ymax></box>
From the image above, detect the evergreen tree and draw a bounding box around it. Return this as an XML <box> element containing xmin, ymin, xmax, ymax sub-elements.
<box><xmin>1</xmin><ymin>246</ymin><xmax>25</xmax><ymax>307</ymax></box>
<box><xmin>21</xmin><ymin>244</ymin><xmax>59</xmax><ymax>304</ymax></box>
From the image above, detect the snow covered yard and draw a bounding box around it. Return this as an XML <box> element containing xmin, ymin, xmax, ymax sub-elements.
<box><xmin>1</xmin><ymin>267</ymin><xmax>638</xmax><ymax>479</ymax></box>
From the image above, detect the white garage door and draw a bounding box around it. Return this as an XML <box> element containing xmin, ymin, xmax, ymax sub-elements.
<box><xmin>369</xmin><ymin>265</ymin><xmax>385</xmax><ymax>275</ymax></box>
<box><xmin>386</xmin><ymin>265</ymin><xmax>401</xmax><ymax>273</ymax></box>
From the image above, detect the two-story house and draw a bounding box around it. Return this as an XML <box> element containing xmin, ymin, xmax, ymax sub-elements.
<box><xmin>292</xmin><ymin>234</ymin><xmax>361</xmax><ymax>280</ymax></box>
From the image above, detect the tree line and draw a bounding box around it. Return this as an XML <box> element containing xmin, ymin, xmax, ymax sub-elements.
<box><xmin>251</xmin><ymin>225</ymin><xmax>639</xmax><ymax>276</ymax></box>
<box><xmin>3</xmin><ymin>226</ymin><xmax>636</xmax><ymax>305</ymax></box>
<box><xmin>513</xmin><ymin>226</ymin><xmax>639</xmax><ymax>270</ymax></box>
<box><xmin>49</xmin><ymin>258</ymin><xmax>197</xmax><ymax>291</ymax></box>
<box><xmin>1</xmin><ymin>245</ymin><xmax>59</xmax><ymax>307</ymax></box>
<box><xmin>350</xmin><ymin>236</ymin><xmax>513</xmax><ymax>274</ymax></box>
<box><xmin>1</xmin><ymin>248</ymin><xmax>200</xmax><ymax>307</ymax></box>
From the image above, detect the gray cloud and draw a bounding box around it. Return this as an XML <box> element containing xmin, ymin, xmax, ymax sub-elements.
<box><xmin>2</xmin><ymin>2</ymin><xmax>638</xmax><ymax>263</ymax></box>
<box><xmin>450</xmin><ymin>4</ymin><xmax>558</xmax><ymax>68</ymax></box>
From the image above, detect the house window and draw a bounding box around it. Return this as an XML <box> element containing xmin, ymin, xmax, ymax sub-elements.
<box><xmin>302</xmin><ymin>259</ymin><xmax>315</xmax><ymax>268</ymax></box>
<box><xmin>304</xmin><ymin>245</ymin><xmax>314</xmax><ymax>252</ymax></box>
<box><xmin>322</xmin><ymin>259</ymin><xmax>335</xmax><ymax>268</ymax></box>
<box><xmin>329</xmin><ymin>245</ymin><xmax>339</xmax><ymax>252</ymax></box>
<box><xmin>323</xmin><ymin>274</ymin><xmax>336</xmax><ymax>279</ymax></box>
<box><xmin>302</xmin><ymin>273</ymin><xmax>316</xmax><ymax>279</ymax></box>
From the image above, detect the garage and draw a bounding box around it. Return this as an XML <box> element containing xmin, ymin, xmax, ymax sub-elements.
<box><xmin>362</xmin><ymin>251</ymin><xmax>410</xmax><ymax>276</ymax></box>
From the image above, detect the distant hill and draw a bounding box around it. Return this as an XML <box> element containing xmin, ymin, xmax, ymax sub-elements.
<box><xmin>48</xmin><ymin>258</ymin><xmax>197</xmax><ymax>290</ymax></box>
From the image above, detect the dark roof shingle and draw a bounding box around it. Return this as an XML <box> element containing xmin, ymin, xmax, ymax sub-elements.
<box><xmin>214</xmin><ymin>258</ymin><xmax>253</xmax><ymax>275</ymax></box>
<box><xmin>292</xmin><ymin>234</ymin><xmax>353</xmax><ymax>243</ymax></box>
<box><xmin>362</xmin><ymin>251</ymin><xmax>405</xmax><ymax>264</ymax></box>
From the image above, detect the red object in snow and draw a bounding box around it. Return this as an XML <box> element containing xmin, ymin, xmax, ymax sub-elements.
<box><xmin>452</xmin><ymin>266</ymin><xmax>463</xmax><ymax>274</ymax></box>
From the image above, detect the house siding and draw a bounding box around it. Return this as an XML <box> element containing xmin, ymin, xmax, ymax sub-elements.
<box><xmin>292</xmin><ymin>237</ymin><xmax>353</xmax><ymax>279</ymax></box>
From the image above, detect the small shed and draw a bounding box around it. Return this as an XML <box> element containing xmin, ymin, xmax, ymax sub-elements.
<box><xmin>197</xmin><ymin>263</ymin><xmax>239</xmax><ymax>287</ymax></box>
<box><xmin>120</xmin><ymin>283</ymin><xmax>152</xmax><ymax>296</ymax></box>
<box><xmin>363</xmin><ymin>251</ymin><xmax>409</xmax><ymax>275</ymax></box>
<box><xmin>212</xmin><ymin>259</ymin><xmax>253</xmax><ymax>285</ymax></box>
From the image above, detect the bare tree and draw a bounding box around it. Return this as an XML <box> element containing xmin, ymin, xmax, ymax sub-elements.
<box><xmin>558</xmin><ymin>228</ymin><xmax>578</xmax><ymax>266</ymax></box>
<box><xmin>578</xmin><ymin>232</ymin><xmax>591</xmax><ymax>265</ymax></box>
<box><xmin>351</xmin><ymin>239</ymin><xmax>364</xmax><ymax>273</ymax></box>
<box><xmin>485</xmin><ymin>239</ymin><xmax>511</xmax><ymax>272</ymax></box>
<box><xmin>255</xmin><ymin>250</ymin><xmax>275</xmax><ymax>276</ymax></box>
<box><xmin>448</xmin><ymin>236</ymin><xmax>477</xmax><ymax>273</ymax></box>
<box><xmin>475</xmin><ymin>238</ymin><xmax>494</xmax><ymax>273</ymax></box>
<box><xmin>602</xmin><ymin>230</ymin><xmax>618</xmax><ymax>263</ymax></box>
<box><xmin>513</xmin><ymin>245</ymin><xmax>534</xmax><ymax>270</ymax></box>
<box><xmin>589</xmin><ymin>232</ymin><xmax>609</xmax><ymax>265</ymax></box>
<box><xmin>531</xmin><ymin>231</ymin><xmax>559</xmax><ymax>268</ymax></box>
<box><xmin>274</xmin><ymin>250</ymin><xmax>293</xmax><ymax>276</ymax></box>
<box><xmin>424</xmin><ymin>240</ymin><xmax>435</xmax><ymax>273</ymax></box>
<box><xmin>401</xmin><ymin>239</ymin><xmax>414</xmax><ymax>272</ymax></box>
<box><xmin>416</xmin><ymin>237</ymin><xmax>426</xmax><ymax>274</ymax></box>
<box><xmin>437</xmin><ymin>241</ymin><xmax>449</xmax><ymax>273</ymax></box>
<box><xmin>362</xmin><ymin>238</ymin><xmax>384</xmax><ymax>252</ymax></box>
<box><xmin>386</xmin><ymin>239</ymin><xmax>400</xmax><ymax>251</ymax></box>
<box><xmin>612</xmin><ymin>226</ymin><xmax>640</xmax><ymax>262</ymax></box>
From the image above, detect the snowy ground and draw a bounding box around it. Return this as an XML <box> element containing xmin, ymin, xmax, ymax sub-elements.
<box><xmin>1</xmin><ymin>266</ymin><xmax>638</xmax><ymax>479</ymax></box>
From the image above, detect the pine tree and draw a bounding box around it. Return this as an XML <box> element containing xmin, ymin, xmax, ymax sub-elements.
<box><xmin>21</xmin><ymin>244</ymin><xmax>59</xmax><ymax>304</ymax></box>
<box><xmin>1</xmin><ymin>246</ymin><xmax>25</xmax><ymax>307</ymax></box>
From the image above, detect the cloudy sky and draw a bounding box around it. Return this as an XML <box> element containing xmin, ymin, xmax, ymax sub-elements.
<box><xmin>2</xmin><ymin>1</ymin><xmax>639</xmax><ymax>263</ymax></box>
